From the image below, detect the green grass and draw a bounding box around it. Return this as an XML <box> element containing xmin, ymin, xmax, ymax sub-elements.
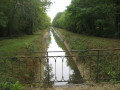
<box><xmin>0</xmin><ymin>35</ymin><xmax>38</xmax><ymax>52</ymax></box>
<box><xmin>56</xmin><ymin>28</ymin><xmax>120</xmax><ymax>50</ymax></box>
<box><xmin>0</xmin><ymin>29</ymin><xmax>47</xmax><ymax>87</ymax></box>
<box><xmin>0</xmin><ymin>30</ymin><xmax>46</xmax><ymax>56</ymax></box>
<box><xmin>56</xmin><ymin>28</ymin><xmax>120</xmax><ymax>82</ymax></box>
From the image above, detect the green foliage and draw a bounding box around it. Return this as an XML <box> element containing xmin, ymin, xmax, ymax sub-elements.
<box><xmin>0</xmin><ymin>0</ymin><xmax>51</xmax><ymax>37</ymax></box>
<box><xmin>10</xmin><ymin>81</ymin><xmax>24</xmax><ymax>90</ymax></box>
<box><xmin>57</xmin><ymin>28</ymin><xmax>120</xmax><ymax>82</ymax></box>
<box><xmin>0</xmin><ymin>30</ymin><xmax>46</xmax><ymax>87</ymax></box>
<box><xmin>53</xmin><ymin>0</ymin><xmax>120</xmax><ymax>38</ymax></box>
<box><xmin>56</xmin><ymin>28</ymin><xmax>120</xmax><ymax>50</ymax></box>
<box><xmin>52</xmin><ymin>12</ymin><xmax>63</xmax><ymax>28</ymax></box>
<box><xmin>44</xmin><ymin>64</ymin><xmax>54</xmax><ymax>85</ymax></box>
<box><xmin>0</xmin><ymin>29</ymin><xmax>46</xmax><ymax>54</ymax></box>
<box><xmin>0</xmin><ymin>12</ymin><xmax>8</xmax><ymax>27</ymax></box>
<box><xmin>24</xmin><ymin>42</ymin><xmax>37</xmax><ymax>51</ymax></box>
<box><xmin>0</xmin><ymin>81</ymin><xmax>24</xmax><ymax>90</ymax></box>
<box><xmin>1</xmin><ymin>82</ymin><xmax>10</xmax><ymax>90</ymax></box>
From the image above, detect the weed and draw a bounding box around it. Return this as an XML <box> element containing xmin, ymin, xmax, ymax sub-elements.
<box><xmin>0</xmin><ymin>81</ymin><xmax>24</xmax><ymax>90</ymax></box>
<box><xmin>56</xmin><ymin>28</ymin><xmax>120</xmax><ymax>82</ymax></box>
<box><xmin>0</xmin><ymin>29</ymin><xmax>47</xmax><ymax>87</ymax></box>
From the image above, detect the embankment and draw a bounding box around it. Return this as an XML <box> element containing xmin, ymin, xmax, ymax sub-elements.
<box><xmin>53</xmin><ymin>28</ymin><xmax>88</xmax><ymax>81</ymax></box>
<box><xmin>54</xmin><ymin>27</ymin><xmax>120</xmax><ymax>83</ymax></box>
<box><xmin>0</xmin><ymin>29</ymin><xmax>50</xmax><ymax>89</ymax></box>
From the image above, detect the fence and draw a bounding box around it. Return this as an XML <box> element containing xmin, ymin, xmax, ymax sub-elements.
<box><xmin>0</xmin><ymin>49</ymin><xmax>120</xmax><ymax>85</ymax></box>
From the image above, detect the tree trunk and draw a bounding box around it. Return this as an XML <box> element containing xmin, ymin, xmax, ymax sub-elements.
<box><xmin>115</xmin><ymin>0</ymin><xmax>120</xmax><ymax>38</ymax></box>
<box><xmin>7</xmin><ymin>22</ymin><xmax>11</xmax><ymax>37</ymax></box>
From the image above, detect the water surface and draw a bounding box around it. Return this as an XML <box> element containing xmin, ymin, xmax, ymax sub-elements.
<box><xmin>46</xmin><ymin>29</ymin><xmax>83</xmax><ymax>85</ymax></box>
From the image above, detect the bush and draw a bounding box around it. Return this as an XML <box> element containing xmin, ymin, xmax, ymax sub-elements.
<box><xmin>0</xmin><ymin>81</ymin><xmax>24</xmax><ymax>90</ymax></box>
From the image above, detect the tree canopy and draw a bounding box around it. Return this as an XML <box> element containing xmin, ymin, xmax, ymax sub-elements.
<box><xmin>0</xmin><ymin>0</ymin><xmax>51</xmax><ymax>37</ymax></box>
<box><xmin>53</xmin><ymin>0</ymin><xmax>120</xmax><ymax>38</ymax></box>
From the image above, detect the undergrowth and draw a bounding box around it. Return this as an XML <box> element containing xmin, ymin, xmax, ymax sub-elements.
<box><xmin>56</xmin><ymin>28</ymin><xmax>120</xmax><ymax>50</ymax></box>
<box><xmin>56</xmin><ymin>28</ymin><xmax>120</xmax><ymax>82</ymax></box>
<box><xmin>0</xmin><ymin>29</ymin><xmax>48</xmax><ymax>89</ymax></box>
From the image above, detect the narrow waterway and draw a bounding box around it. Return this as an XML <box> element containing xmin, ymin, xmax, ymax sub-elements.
<box><xmin>46</xmin><ymin>28</ymin><xmax>83</xmax><ymax>85</ymax></box>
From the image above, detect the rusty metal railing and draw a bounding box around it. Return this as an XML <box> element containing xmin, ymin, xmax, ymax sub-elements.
<box><xmin>0</xmin><ymin>49</ymin><xmax>120</xmax><ymax>85</ymax></box>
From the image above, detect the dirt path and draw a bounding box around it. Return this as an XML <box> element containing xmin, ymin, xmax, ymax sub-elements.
<box><xmin>25</xmin><ymin>83</ymin><xmax>120</xmax><ymax>90</ymax></box>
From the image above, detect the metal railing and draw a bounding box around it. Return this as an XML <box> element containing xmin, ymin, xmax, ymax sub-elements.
<box><xmin>0</xmin><ymin>49</ymin><xmax>120</xmax><ymax>85</ymax></box>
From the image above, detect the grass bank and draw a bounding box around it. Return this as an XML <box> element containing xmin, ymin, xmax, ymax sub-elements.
<box><xmin>56</xmin><ymin>28</ymin><xmax>120</xmax><ymax>83</ymax></box>
<box><xmin>55</xmin><ymin>28</ymin><xmax>120</xmax><ymax>50</ymax></box>
<box><xmin>0</xmin><ymin>30</ymin><xmax>47</xmax><ymax>54</ymax></box>
<box><xmin>0</xmin><ymin>29</ymin><xmax>49</xmax><ymax>89</ymax></box>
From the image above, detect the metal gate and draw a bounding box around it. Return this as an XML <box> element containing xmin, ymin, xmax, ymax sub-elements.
<box><xmin>0</xmin><ymin>49</ymin><xmax>120</xmax><ymax>85</ymax></box>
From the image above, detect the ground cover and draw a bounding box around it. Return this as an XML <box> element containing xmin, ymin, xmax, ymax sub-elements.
<box><xmin>56</xmin><ymin>28</ymin><xmax>120</xmax><ymax>82</ymax></box>
<box><xmin>0</xmin><ymin>29</ymin><xmax>49</xmax><ymax>90</ymax></box>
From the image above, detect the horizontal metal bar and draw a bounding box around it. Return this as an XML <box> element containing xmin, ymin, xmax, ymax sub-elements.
<box><xmin>1</xmin><ymin>48</ymin><xmax>120</xmax><ymax>54</ymax></box>
<box><xmin>22</xmin><ymin>80</ymin><xmax>120</xmax><ymax>85</ymax></box>
<box><xmin>21</xmin><ymin>77</ymin><xmax>120</xmax><ymax>84</ymax></box>
<box><xmin>1</xmin><ymin>54</ymin><xmax>120</xmax><ymax>58</ymax></box>
<box><xmin>50</xmin><ymin>80</ymin><xmax>80</xmax><ymax>82</ymax></box>
<box><xmin>21</xmin><ymin>80</ymin><xmax>82</xmax><ymax>84</ymax></box>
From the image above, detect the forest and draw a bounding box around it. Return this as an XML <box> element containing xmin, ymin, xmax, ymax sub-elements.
<box><xmin>0</xmin><ymin>0</ymin><xmax>51</xmax><ymax>37</ymax></box>
<box><xmin>0</xmin><ymin>0</ymin><xmax>120</xmax><ymax>89</ymax></box>
<box><xmin>53</xmin><ymin>0</ymin><xmax>120</xmax><ymax>38</ymax></box>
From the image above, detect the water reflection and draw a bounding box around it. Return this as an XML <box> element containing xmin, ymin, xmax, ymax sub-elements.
<box><xmin>45</xmin><ymin>29</ymin><xmax>83</xmax><ymax>85</ymax></box>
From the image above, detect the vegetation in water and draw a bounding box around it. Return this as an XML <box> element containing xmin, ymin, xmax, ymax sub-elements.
<box><xmin>52</xmin><ymin>29</ymin><xmax>83</xmax><ymax>84</ymax></box>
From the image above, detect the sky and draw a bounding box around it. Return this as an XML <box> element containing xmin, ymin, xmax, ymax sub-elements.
<box><xmin>47</xmin><ymin>0</ymin><xmax>71</xmax><ymax>22</ymax></box>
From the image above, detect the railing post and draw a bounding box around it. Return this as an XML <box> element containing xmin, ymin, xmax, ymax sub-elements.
<box><xmin>47</xmin><ymin>52</ymin><xmax>49</xmax><ymax>85</ymax></box>
<box><xmin>39</xmin><ymin>57</ymin><xmax>41</xmax><ymax>82</ymax></box>
<box><xmin>96</xmin><ymin>50</ymin><xmax>99</xmax><ymax>83</ymax></box>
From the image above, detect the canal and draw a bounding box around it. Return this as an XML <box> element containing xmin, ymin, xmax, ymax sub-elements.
<box><xmin>45</xmin><ymin>28</ymin><xmax>83</xmax><ymax>85</ymax></box>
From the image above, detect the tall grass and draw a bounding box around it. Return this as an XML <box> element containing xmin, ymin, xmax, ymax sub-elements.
<box><xmin>56</xmin><ymin>28</ymin><xmax>120</xmax><ymax>50</ymax></box>
<box><xmin>0</xmin><ymin>29</ymin><xmax>48</xmax><ymax>88</ymax></box>
<box><xmin>56</xmin><ymin>28</ymin><xmax>120</xmax><ymax>82</ymax></box>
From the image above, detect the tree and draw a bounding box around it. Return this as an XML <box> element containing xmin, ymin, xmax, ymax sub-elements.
<box><xmin>52</xmin><ymin>12</ymin><xmax>63</xmax><ymax>28</ymax></box>
<box><xmin>0</xmin><ymin>0</ymin><xmax>51</xmax><ymax>37</ymax></box>
<box><xmin>53</xmin><ymin>0</ymin><xmax>119</xmax><ymax>38</ymax></box>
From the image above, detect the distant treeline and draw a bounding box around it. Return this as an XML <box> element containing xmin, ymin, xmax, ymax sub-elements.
<box><xmin>0</xmin><ymin>0</ymin><xmax>51</xmax><ymax>37</ymax></box>
<box><xmin>53</xmin><ymin>0</ymin><xmax>120</xmax><ymax>38</ymax></box>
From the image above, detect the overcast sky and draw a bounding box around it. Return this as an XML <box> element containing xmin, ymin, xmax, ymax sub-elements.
<box><xmin>47</xmin><ymin>0</ymin><xmax>71</xmax><ymax>22</ymax></box>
